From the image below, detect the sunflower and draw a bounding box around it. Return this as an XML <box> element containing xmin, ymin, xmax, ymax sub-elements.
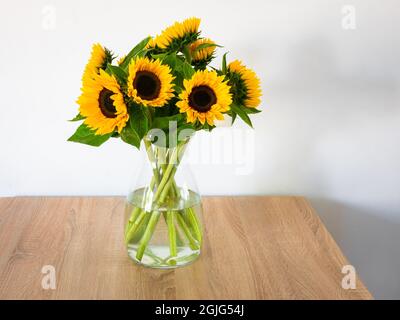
<box><xmin>145</xmin><ymin>37</ymin><xmax>157</xmax><ymax>50</ymax></box>
<box><xmin>127</xmin><ymin>57</ymin><xmax>175</xmax><ymax>107</ymax></box>
<box><xmin>150</xmin><ymin>17</ymin><xmax>201</xmax><ymax>50</ymax></box>
<box><xmin>82</xmin><ymin>43</ymin><xmax>113</xmax><ymax>84</ymax></box>
<box><xmin>177</xmin><ymin>70</ymin><xmax>232</xmax><ymax>126</ymax></box>
<box><xmin>117</xmin><ymin>55</ymin><xmax>126</xmax><ymax>66</ymax></box>
<box><xmin>227</xmin><ymin>60</ymin><xmax>262</xmax><ymax>108</ymax></box>
<box><xmin>190</xmin><ymin>38</ymin><xmax>215</xmax><ymax>62</ymax></box>
<box><xmin>77</xmin><ymin>69</ymin><xmax>129</xmax><ymax>135</ymax></box>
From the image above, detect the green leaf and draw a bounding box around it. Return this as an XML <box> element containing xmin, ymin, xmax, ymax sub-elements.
<box><xmin>177</xmin><ymin>122</ymin><xmax>196</xmax><ymax>139</ymax></box>
<box><xmin>120</xmin><ymin>126</ymin><xmax>141</xmax><ymax>149</ymax></box>
<box><xmin>192</xmin><ymin>43</ymin><xmax>222</xmax><ymax>53</ymax></box>
<box><xmin>120</xmin><ymin>36</ymin><xmax>151</xmax><ymax>69</ymax></box>
<box><xmin>152</xmin><ymin>114</ymin><xmax>183</xmax><ymax>129</ymax></box>
<box><xmin>162</xmin><ymin>53</ymin><xmax>178</xmax><ymax>69</ymax></box>
<box><xmin>137</xmin><ymin>49</ymin><xmax>149</xmax><ymax>58</ymax></box>
<box><xmin>201</xmin><ymin>121</ymin><xmax>216</xmax><ymax>132</ymax></box>
<box><xmin>231</xmin><ymin>104</ymin><xmax>253</xmax><ymax>128</ymax></box>
<box><xmin>106</xmin><ymin>64</ymin><xmax>127</xmax><ymax>84</ymax></box>
<box><xmin>68</xmin><ymin>123</ymin><xmax>111</xmax><ymax>147</ymax></box>
<box><xmin>243</xmin><ymin>106</ymin><xmax>261</xmax><ymax>114</ymax></box>
<box><xmin>69</xmin><ymin>113</ymin><xmax>85</xmax><ymax>122</ymax></box>
<box><xmin>129</xmin><ymin>105</ymin><xmax>148</xmax><ymax>139</ymax></box>
<box><xmin>151</xmin><ymin>53</ymin><xmax>167</xmax><ymax>61</ymax></box>
<box><xmin>173</xmin><ymin>73</ymin><xmax>184</xmax><ymax>93</ymax></box>
<box><xmin>177</xmin><ymin>122</ymin><xmax>195</xmax><ymax>131</ymax></box>
<box><xmin>231</xmin><ymin>111</ymin><xmax>237</xmax><ymax>124</ymax></box>
<box><xmin>226</xmin><ymin>110</ymin><xmax>237</xmax><ymax>124</ymax></box>
<box><xmin>182</xmin><ymin>46</ymin><xmax>192</xmax><ymax>64</ymax></box>
<box><xmin>153</xmin><ymin>53</ymin><xmax>188</xmax><ymax>90</ymax></box>
<box><xmin>182</xmin><ymin>62</ymin><xmax>195</xmax><ymax>79</ymax></box>
<box><xmin>222</xmin><ymin>52</ymin><xmax>228</xmax><ymax>74</ymax></box>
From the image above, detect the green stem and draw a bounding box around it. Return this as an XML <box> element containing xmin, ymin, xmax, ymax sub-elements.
<box><xmin>186</xmin><ymin>207</ymin><xmax>202</xmax><ymax>243</ymax></box>
<box><xmin>145</xmin><ymin>139</ymin><xmax>160</xmax><ymax>189</ymax></box>
<box><xmin>125</xmin><ymin>140</ymin><xmax>160</xmax><ymax>239</ymax></box>
<box><xmin>134</xmin><ymin>170</ymin><xmax>176</xmax><ymax>261</ymax></box>
<box><xmin>125</xmin><ymin>210</ymin><xmax>146</xmax><ymax>245</ymax></box>
<box><xmin>167</xmin><ymin>211</ymin><xmax>177</xmax><ymax>258</ymax></box>
<box><xmin>176</xmin><ymin>213</ymin><xmax>199</xmax><ymax>250</ymax></box>
<box><xmin>129</xmin><ymin>207</ymin><xmax>141</xmax><ymax>223</ymax></box>
<box><xmin>143</xmin><ymin>248</ymin><xmax>164</xmax><ymax>264</ymax></box>
<box><xmin>124</xmin><ymin>206</ymin><xmax>141</xmax><ymax>238</ymax></box>
<box><xmin>158</xmin><ymin>168</ymin><xmax>177</xmax><ymax>204</ymax></box>
<box><xmin>136</xmin><ymin>211</ymin><xmax>161</xmax><ymax>261</ymax></box>
<box><xmin>171</xmin><ymin>181</ymin><xmax>202</xmax><ymax>244</ymax></box>
<box><xmin>125</xmin><ymin>141</ymin><xmax>164</xmax><ymax>244</ymax></box>
<box><xmin>127</xmin><ymin>139</ymin><xmax>195</xmax><ymax>262</ymax></box>
<box><xmin>152</xmin><ymin>142</ymin><xmax>186</xmax><ymax>205</ymax></box>
<box><xmin>153</xmin><ymin>164</ymin><xmax>175</xmax><ymax>204</ymax></box>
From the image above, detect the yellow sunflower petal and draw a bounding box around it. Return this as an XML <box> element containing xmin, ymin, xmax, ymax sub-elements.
<box><xmin>151</xmin><ymin>17</ymin><xmax>201</xmax><ymax>49</ymax></box>
<box><xmin>190</xmin><ymin>38</ymin><xmax>216</xmax><ymax>62</ymax></box>
<box><xmin>82</xmin><ymin>43</ymin><xmax>109</xmax><ymax>84</ymax></box>
<box><xmin>78</xmin><ymin>69</ymin><xmax>129</xmax><ymax>135</ymax></box>
<box><xmin>177</xmin><ymin>70</ymin><xmax>232</xmax><ymax>126</ymax></box>
<box><xmin>127</xmin><ymin>57</ymin><xmax>175</xmax><ymax>107</ymax></box>
<box><xmin>228</xmin><ymin>60</ymin><xmax>262</xmax><ymax>108</ymax></box>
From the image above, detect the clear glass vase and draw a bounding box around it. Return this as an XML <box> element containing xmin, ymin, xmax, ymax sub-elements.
<box><xmin>124</xmin><ymin>135</ymin><xmax>203</xmax><ymax>268</ymax></box>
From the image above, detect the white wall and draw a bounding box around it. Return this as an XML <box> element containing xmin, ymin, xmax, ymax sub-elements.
<box><xmin>1</xmin><ymin>0</ymin><xmax>399</xmax><ymax>299</ymax></box>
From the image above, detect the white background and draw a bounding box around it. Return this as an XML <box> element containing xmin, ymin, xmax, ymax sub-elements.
<box><xmin>1</xmin><ymin>0</ymin><xmax>399</xmax><ymax>299</ymax></box>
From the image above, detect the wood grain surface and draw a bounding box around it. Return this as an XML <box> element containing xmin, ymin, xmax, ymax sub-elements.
<box><xmin>0</xmin><ymin>196</ymin><xmax>372</xmax><ymax>300</ymax></box>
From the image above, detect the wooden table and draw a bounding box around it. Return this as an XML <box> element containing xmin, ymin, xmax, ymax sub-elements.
<box><xmin>0</xmin><ymin>196</ymin><xmax>372</xmax><ymax>300</ymax></box>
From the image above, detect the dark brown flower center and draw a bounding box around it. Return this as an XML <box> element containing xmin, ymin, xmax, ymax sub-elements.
<box><xmin>98</xmin><ymin>88</ymin><xmax>117</xmax><ymax>118</ymax></box>
<box><xmin>188</xmin><ymin>86</ymin><xmax>216</xmax><ymax>113</ymax></box>
<box><xmin>133</xmin><ymin>71</ymin><xmax>161</xmax><ymax>100</ymax></box>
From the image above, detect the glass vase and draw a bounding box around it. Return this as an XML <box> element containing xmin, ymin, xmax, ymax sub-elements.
<box><xmin>124</xmin><ymin>135</ymin><xmax>203</xmax><ymax>268</ymax></box>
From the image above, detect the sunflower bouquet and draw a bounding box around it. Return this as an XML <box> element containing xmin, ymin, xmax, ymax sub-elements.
<box><xmin>69</xmin><ymin>17</ymin><xmax>262</xmax><ymax>268</ymax></box>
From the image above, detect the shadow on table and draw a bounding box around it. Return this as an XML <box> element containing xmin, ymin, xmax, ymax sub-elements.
<box><xmin>310</xmin><ymin>198</ymin><xmax>400</xmax><ymax>300</ymax></box>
